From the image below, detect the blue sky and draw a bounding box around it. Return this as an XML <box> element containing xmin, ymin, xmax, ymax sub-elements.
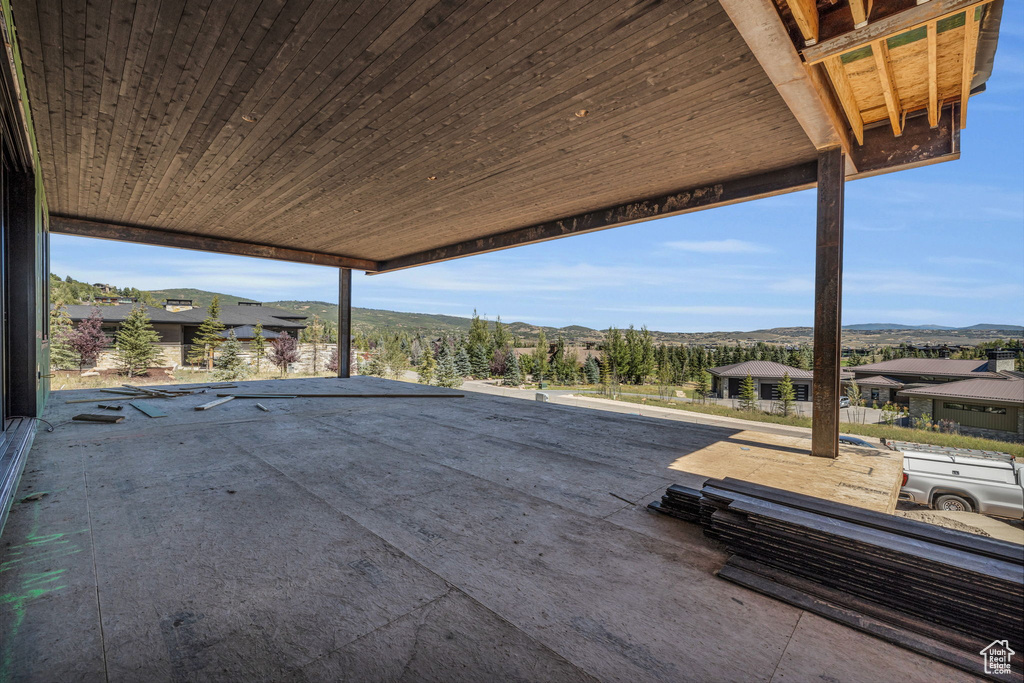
<box><xmin>52</xmin><ymin>7</ymin><xmax>1023</xmax><ymax>333</ymax></box>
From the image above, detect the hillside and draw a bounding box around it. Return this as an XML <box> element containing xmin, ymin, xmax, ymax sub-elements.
<box><xmin>51</xmin><ymin>278</ymin><xmax>1023</xmax><ymax>346</ymax></box>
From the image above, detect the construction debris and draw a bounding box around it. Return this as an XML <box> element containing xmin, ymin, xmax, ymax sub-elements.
<box><xmin>255</xmin><ymin>403</ymin><xmax>270</xmax><ymax>412</ymax></box>
<box><xmin>72</xmin><ymin>414</ymin><xmax>125</xmax><ymax>424</ymax></box>
<box><xmin>96</xmin><ymin>404</ymin><xmax>124</xmax><ymax>411</ymax></box>
<box><xmin>194</xmin><ymin>396</ymin><xmax>235</xmax><ymax>411</ymax></box>
<box><xmin>650</xmin><ymin>478</ymin><xmax>1023</xmax><ymax>680</ymax></box>
<box><xmin>128</xmin><ymin>401</ymin><xmax>167</xmax><ymax>418</ymax></box>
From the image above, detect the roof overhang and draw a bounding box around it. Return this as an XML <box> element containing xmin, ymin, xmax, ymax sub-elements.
<box><xmin>7</xmin><ymin>0</ymin><xmax>1001</xmax><ymax>270</ymax></box>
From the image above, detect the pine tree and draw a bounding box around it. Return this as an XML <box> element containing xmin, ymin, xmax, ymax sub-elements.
<box><xmin>503</xmin><ymin>351</ymin><xmax>523</xmax><ymax>386</ymax></box>
<box><xmin>456</xmin><ymin>347</ymin><xmax>472</xmax><ymax>377</ymax></box>
<box><xmin>269</xmin><ymin>331</ymin><xmax>300</xmax><ymax>376</ymax></box>
<box><xmin>250</xmin><ymin>322</ymin><xmax>267</xmax><ymax>373</ymax></box>
<box><xmin>187</xmin><ymin>296</ymin><xmax>226</xmax><ymax>369</ymax></box>
<box><xmin>215</xmin><ymin>330</ymin><xmax>251</xmax><ymax>381</ymax></box>
<box><xmin>49</xmin><ymin>303</ymin><xmax>78</xmax><ymax>370</ymax></box>
<box><xmin>68</xmin><ymin>307</ymin><xmax>108</xmax><ymax>373</ymax></box>
<box><xmin>739</xmin><ymin>373</ymin><xmax>758</xmax><ymax>412</ymax></box>
<box><xmin>114</xmin><ymin>305</ymin><xmax>162</xmax><ymax>377</ymax></box>
<box><xmin>492</xmin><ymin>316</ymin><xmax>510</xmax><ymax>352</ymax></box>
<box><xmin>418</xmin><ymin>344</ymin><xmax>436</xmax><ymax>384</ymax></box>
<box><xmin>434</xmin><ymin>342</ymin><xmax>462</xmax><ymax>388</ymax></box>
<box><xmin>584</xmin><ymin>356</ymin><xmax>600</xmax><ymax>384</ymax></box>
<box><xmin>777</xmin><ymin>372</ymin><xmax>796</xmax><ymax>417</ymax></box>
<box><xmin>694</xmin><ymin>371</ymin><xmax>711</xmax><ymax>402</ymax></box>
<box><xmin>469</xmin><ymin>343</ymin><xmax>489</xmax><ymax>377</ymax></box>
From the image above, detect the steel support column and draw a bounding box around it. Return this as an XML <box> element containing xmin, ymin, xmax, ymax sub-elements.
<box><xmin>338</xmin><ymin>268</ymin><xmax>352</xmax><ymax>378</ymax></box>
<box><xmin>811</xmin><ymin>147</ymin><xmax>845</xmax><ymax>459</ymax></box>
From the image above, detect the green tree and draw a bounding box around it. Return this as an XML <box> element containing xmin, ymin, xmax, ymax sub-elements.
<box><xmin>695</xmin><ymin>371</ymin><xmax>711</xmax><ymax>402</ymax></box>
<box><xmin>503</xmin><ymin>351</ymin><xmax>523</xmax><ymax>386</ymax></box>
<box><xmin>469</xmin><ymin>344</ymin><xmax>489</xmax><ymax>377</ymax></box>
<box><xmin>583</xmin><ymin>356</ymin><xmax>600</xmax><ymax>384</ymax></box>
<box><xmin>492</xmin><ymin>316</ymin><xmax>511</xmax><ymax>352</ymax></box>
<box><xmin>532</xmin><ymin>330</ymin><xmax>549</xmax><ymax>382</ymax></box>
<box><xmin>739</xmin><ymin>374</ymin><xmax>758</xmax><ymax>412</ymax></box>
<box><xmin>187</xmin><ymin>296</ymin><xmax>226</xmax><ymax>369</ymax></box>
<box><xmin>776</xmin><ymin>372</ymin><xmax>796</xmax><ymax>417</ymax></box>
<box><xmin>434</xmin><ymin>342</ymin><xmax>462</xmax><ymax>388</ymax></box>
<box><xmin>215</xmin><ymin>330</ymin><xmax>251</xmax><ymax>381</ymax></box>
<box><xmin>301</xmin><ymin>314</ymin><xmax>327</xmax><ymax>374</ymax></box>
<box><xmin>49</xmin><ymin>303</ymin><xmax>78</xmax><ymax>370</ymax></box>
<box><xmin>418</xmin><ymin>344</ymin><xmax>436</xmax><ymax>384</ymax></box>
<box><xmin>456</xmin><ymin>347</ymin><xmax>472</xmax><ymax>377</ymax></box>
<box><xmin>113</xmin><ymin>305</ymin><xmax>162</xmax><ymax>377</ymax></box>
<box><xmin>250</xmin><ymin>322</ymin><xmax>267</xmax><ymax>373</ymax></box>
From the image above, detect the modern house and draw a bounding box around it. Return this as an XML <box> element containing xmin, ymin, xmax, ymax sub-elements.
<box><xmin>709</xmin><ymin>360</ymin><xmax>813</xmax><ymax>401</ymax></box>
<box><xmin>900</xmin><ymin>377</ymin><xmax>1024</xmax><ymax>443</ymax></box>
<box><xmin>846</xmin><ymin>350</ymin><xmax>1020</xmax><ymax>405</ymax></box>
<box><xmin>62</xmin><ymin>300</ymin><xmax>307</xmax><ymax>368</ymax></box>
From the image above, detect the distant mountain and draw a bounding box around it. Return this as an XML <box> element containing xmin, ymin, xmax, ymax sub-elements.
<box><xmin>960</xmin><ymin>324</ymin><xmax>1024</xmax><ymax>332</ymax></box>
<box><xmin>841</xmin><ymin>323</ymin><xmax>1022</xmax><ymax>332</ymax></box>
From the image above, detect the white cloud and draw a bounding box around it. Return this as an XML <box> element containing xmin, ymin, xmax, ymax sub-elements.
<box><xmin>663</xmin><ymin>239</ymin><xmax>772</xmax><ymax>254</ymax></box>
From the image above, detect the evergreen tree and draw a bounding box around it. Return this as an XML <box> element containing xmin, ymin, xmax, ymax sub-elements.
<box><xmin>215</xmin><ymin>330</ymin><xmax>251</xmax><ymax>381</ymax></box>
<box><xmin>584</xmin><ymin>356</ymin><xmax>600</xmax><ymax>384</ymax></box>
<box><xmin>469</xmin><ymin>343</ymin><xmax>489</xmax><ymax>376</ymax></box>
<box><xmin>68</xmin><ymin>307</ymin><xmax>108</xmax><ymax>373</ymax></box>
<box><xmin>695</xmin><ymin>371</ymin><xmax>711</xmax><ymax>402</ymax></box>
<box><xmin>739</xmin><ymin>373</ymin><xmax>758</xmax><ymax>412</ymax></box>
<box><xmin>250</xmin><ymin>322</ymin><xmax>267</xmax><ymax>372</ymax></box>
<box><xmin>418</xmin><ymin>344</ymin><xmax>436</xmax><ymax>384</ymax></box>
<box><xmin>468</xmin><ymin>310</ymin><xmax>490</xmax><ymax>351</ymax></box>
<box><xmin>777</xmin><ymin>372</ymin><xmax>796</xmax><ymax>417</ymax></box>
<box><xmin>492</xmin><ymin>316</ymin><xmax>511</xmax><ymax>352</ymax></box>
<box><xmin>187</xmin><ymin>296</ymin><xmax>226</xmax><ymax>369</ymax></box>
<box><xmin>532</xmin><ymin>330</ymin><xmax>549</xmax><ymax>382</ymax></box>
<box><xmin>434</xmin><ymin>342</ymin><xmax>462</xmax><ymax>388</ymax></box>
<box><xmin>503</xmin><ymin>351</ymin><xmax>523</xmax><ymax>386</ymax></box>
<box><xmin>301</xmin><ymin>314</ymin><xmax>327</xmax><ymax>374</ymax></box>
<box><xmin>114</xmin><ymin>305</ymin><xmax>162</xmax><ymax>377</ymax></box>
<box><xmin>49</xmin><ymin>303</ymin><xmax>78</xmax><ymax>370</ymax></box>
<box><xmin>456</xmin><ymin>347</ymin><xmax>472</xmax><ymax>377</ymax></box>
<box><xmin>269</xmin><ymin>331</ymin><xmax>301</xmax><ymax>376</ymax></box>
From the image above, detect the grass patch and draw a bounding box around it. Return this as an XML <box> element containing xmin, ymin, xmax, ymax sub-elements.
<box><xmin>604</xmin><ymin>394</ymin><xmax>1024</xmax><ymax>458</ymax></box>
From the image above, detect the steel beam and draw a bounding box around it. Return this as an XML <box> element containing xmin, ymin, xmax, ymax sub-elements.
<box><xmin>338</xmin><ymin>268</ymin><xmax>352</xmax><ymax>379</ymax></box>
<box><xmin>5</xmin><ymin>168</ymin><xmax>39</xmax><ymax>417</ymax></box>
<box><xmin>375</xmin><ymin>163</ymin><xmax>819</xmax><ymax>273</ymax></box>
<box><xmin>49</xmin><ymin>216</ymin><xmax>378</xmax><ymax>271</ymax></box>
<box><xmin>811</xmin><ymin>147</ymin><xmax>845</xmax><ymax>459</ymax></box>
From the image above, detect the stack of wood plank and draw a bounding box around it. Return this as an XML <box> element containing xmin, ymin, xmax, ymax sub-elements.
<box><xmin>650</xmin><ymin>477</ymin><xmax>1024</xmax><ymax>681</ymax></box>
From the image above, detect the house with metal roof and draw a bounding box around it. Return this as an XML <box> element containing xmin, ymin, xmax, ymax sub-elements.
<box><xmin>900</xmin><ymin>377</ymin><xmax>1024</xmax><ymax>443</ymax></box>
<box><xmin>709</xmin><ymin>360</ymin><xmax>813</xmax><ymax>401</ymax></box>
<box><xmin>847</xmin><ymin>349</ymin><xmax>1019</xmax><ymax>405</ymax></box>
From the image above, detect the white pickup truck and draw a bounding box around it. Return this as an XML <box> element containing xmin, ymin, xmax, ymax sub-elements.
<box><xmin>891</xmin><ymin>440</ymin><xmax>1024</xmax><ymax>520</ymax></box>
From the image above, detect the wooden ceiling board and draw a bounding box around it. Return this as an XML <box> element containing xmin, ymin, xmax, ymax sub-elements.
<box><xmin>16</xmin><ymin>0</ymin><xmax>818</xmax><ymax>263</ymax></box>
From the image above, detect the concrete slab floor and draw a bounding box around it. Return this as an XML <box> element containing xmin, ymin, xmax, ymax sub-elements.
<box><xmin>0</xmin><ymin>377</ymin><xmax>977</xmax><ymax>682</ymax></box>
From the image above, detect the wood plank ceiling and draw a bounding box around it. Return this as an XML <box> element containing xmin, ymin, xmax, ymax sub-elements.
<box><xmin>15</xmin><ymin>0</ymin><xmax>817</xmax><ymax>264</ymax></box>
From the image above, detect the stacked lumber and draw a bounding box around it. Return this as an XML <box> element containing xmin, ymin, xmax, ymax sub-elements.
<box><xmin>650</xmin><ymin>477</ymin><xmax>1024</xmax><ymax>681</ymax></box>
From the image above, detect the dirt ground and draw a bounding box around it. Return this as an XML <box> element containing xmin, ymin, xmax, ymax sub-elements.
<box><xmin>896</xmin><ymin>501</ymin><xmax>1024</xmax><ymax>545</ymax></box>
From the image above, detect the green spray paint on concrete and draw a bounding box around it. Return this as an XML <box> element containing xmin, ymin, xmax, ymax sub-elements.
<box><xmin>0</xmin><ymin>494</ymin><xmax>86</xmax><ymax>683</ymax></box>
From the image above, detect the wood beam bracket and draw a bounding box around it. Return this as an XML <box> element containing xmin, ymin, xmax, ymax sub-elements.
<box><xmin>49</xmin><ymin>216</ymin><xmax>379</xmax><ymax>271</ymax></box>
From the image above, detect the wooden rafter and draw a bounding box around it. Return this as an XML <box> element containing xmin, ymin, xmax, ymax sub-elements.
<box><xmin>849</xmin><ymin>0</ymin><xmax>873</xmax><ymax>28</ymax></box>
<box><xmin>927</xmin><ymin>21</ymin><xmax>939</xmax><ymax>128</ymax></box>
<box><xmin>872</xmin><ymin>40</ymin><xmax>903</xmax><ymax>136</ymax></box>
<box><xmin>786</xmin><ymin>0</ymin><xmax>820</xmax><ymax>45</ymax></box>
<box><xmin>822</xmin><ymin>57</ymin><xmax>865</xmax><ymax>145</ymax></box>
<box><xmin>960</xmin><ymin>6</ymin><xmax>981</xmax><ymax>129</ymax></box>
<box><xmin>802</xmin><ymin>0</ymin><xmax>989</xmax><ymax>64</ymax></box>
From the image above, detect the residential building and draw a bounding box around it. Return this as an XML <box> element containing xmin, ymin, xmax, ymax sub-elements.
<box><xmin>709</xmin><ymin>360</ymin><xmax>813</xmax><ymax>401</ymax></box>
<box><xmin>900</xmin><ymin>378</ymin><xmax>1024</xmax><ymax>443</ymax></box>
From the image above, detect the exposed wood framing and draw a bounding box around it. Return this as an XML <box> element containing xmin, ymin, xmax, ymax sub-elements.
<box><xmin>375</xmin><ymin>163</ymin><xmax>819</xmax><ymax>273</ymax></box>
<box><xmin>811</xmin><ymin>148</ymin><xmax>845</xmax><ymax>460</ymax></box>
<box><xmin>872</xmin><ymin>40</ymin><xmax>904</xmax><ymax>136</ymax></box>
<box><xmin>785</xmin><ymin>0</ymin><xmax>820</xmax><ymax>44</ymax></box>
<box><xmin>849</xmin><ymin>0</ymin><xmax>873</xmax><ymax>29</ymax></box>
<box><xmin>802</xmin><ymin>0</ymin><xmax>989</xmax><ymax>64</ymax></box>
<box><xmin>960</xmin><ymin>6</ymin><xmax>981</xmax><ymax>129</ymax></box>
<box><xmin>927</xmin><ymin>21</ymin><xmax>939</xmax><ymax>127</ymax></box>
<box><xmin>822</xmin><ymin>57</ymin><xmax>865</xmax><ymax>145</ymax></box>
<box><xmin>700</xmin><ymin>0</ymin><xmax>856</xmax><ymax>170</ymax></box>
<box><xmin>50</xmin><ymin>216</ymin><xmax>378</xmax><ymax>271</ymax></box>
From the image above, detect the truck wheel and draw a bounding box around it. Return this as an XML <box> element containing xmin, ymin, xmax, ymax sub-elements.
<box><xmin>935</xmin><ymin>494</ymin><xmax>973</xmax><ymax>513</ymax></box>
